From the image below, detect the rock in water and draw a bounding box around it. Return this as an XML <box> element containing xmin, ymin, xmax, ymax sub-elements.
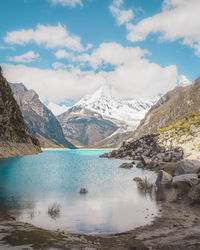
<box><xmin>155</xmin><ymin>170</ymin><xmax>172</xmax><ymax>185</ymax></box>
<box><xmin>0</xmin><ymin>66</ymin><xmax>41</xmax><ymax>158</ymax></box>
<box><xmin>119</xmin><ymin>163</ymin><xmax>134</xmax><ymax>169</ymax></box>
<box><xmin>133</xmin><ymin>177</ymin><xmax>143</xmax><ymax>182</ymax></box>
<box><xmin>79</xmin><ymin>188</ymin><xmax>88</xmax><ymax>194</ymax></box>
<box><xmin>173</xmin><ymin>174</ymin><xmax>199</xmax><ymax>186</ymax></box>
<box><xmin>174</xmin><ymin>160</ymin><xmax>200</xmax><ymax>176</ymax></box>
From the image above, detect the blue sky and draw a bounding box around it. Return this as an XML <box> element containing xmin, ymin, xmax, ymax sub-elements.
<box><xmin>0</xmin><ymin>0</ymin><xmax>200</xmax><ymax>115</ymax></box>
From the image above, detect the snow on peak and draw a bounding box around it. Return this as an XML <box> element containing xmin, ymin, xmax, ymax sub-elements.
<box><xmin>75</xmin><ymin>86</ymin><xmax>160</xmax><ymax>127</ymax></box>
<box><xmin>177</xmin><ymin>75</ymin><xmax>191</xmax><ymax>87</ymax></box>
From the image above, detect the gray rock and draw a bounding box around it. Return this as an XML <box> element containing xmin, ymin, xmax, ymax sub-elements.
<box><xmin>119</xmin><ymin>163</ymin><xmax>133</xmax><ymax>169</ymax></box>
<box><xmin>141</xmin><ymin>156</ymin><xmax>152</xmax><ymax>166</ymax></box>
<box><xmin>174</xmin><ymin>160</ymin><xmax>200</xmax><ymax>176</ymax></box>
<box><xmin>133</xmin><ymin>177</ymin><xmax>143</xmax><ymax>182</ymax></box>
<box><xmin>173</xmin><ymin>174</ymin><xmax>199</xmax><ymax>186</ymax></box>
<box><xmin>136</xmin><ymin>161</ymin><xmax>145</xmax><ymax>168</ymax></box>
<box><xmin>156</xmin><ymin>170</ymin><xmax>172</xmax><ymax>185</ymax></box>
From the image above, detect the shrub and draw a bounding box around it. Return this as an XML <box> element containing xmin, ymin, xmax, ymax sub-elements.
<box><xmin>48</xmin><ymin>203</ymin><xmax>61</xmax><ymax>220</ymax></box>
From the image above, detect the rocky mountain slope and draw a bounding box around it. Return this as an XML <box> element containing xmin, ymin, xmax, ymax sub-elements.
<box><xmin>9</xmin><ymin>83</ymin><xmax>76</xmax><ymax>149</ymax></box>
<box><xmin>0</xmin><ymin>67</ymin><xmax>41</xmax><ymax>158</ymax></box>
<box><xmin>57</xmin><ymin>106</ymin><xmax>118</xmax><ymax>146</ymax></box>
<box><xmin>133</xmin><ymin>76</ymin><xmax>200</xmax><ymax>140</ymax></box>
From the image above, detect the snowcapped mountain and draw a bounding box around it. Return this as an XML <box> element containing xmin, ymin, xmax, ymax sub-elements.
<box><xmin>76</xmin><ymin>86</ymin><xmax>161</xmax><ymax>128</ymax></box>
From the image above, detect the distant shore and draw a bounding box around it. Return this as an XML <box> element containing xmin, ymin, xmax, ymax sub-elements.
<box><xmin>42</xmin><ymin>147</ymin><xmax>116</xmax><ymax>151</ymax></box>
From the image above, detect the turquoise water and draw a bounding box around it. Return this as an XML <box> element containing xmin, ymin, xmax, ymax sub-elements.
<box><xmin>0</xmin><ymin>150</ymin><xmax>158</xmax><ymax>234</ymax></box>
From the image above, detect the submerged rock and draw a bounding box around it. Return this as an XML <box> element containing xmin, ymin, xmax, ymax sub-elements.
<box><xmin>119</xmin><ymin>163</ymin><xmax>134</xmax><ymax>169</ymax></box>
<box><xmin>173</xmin><ymin>174</ymin><xmax>199</xmax><ymax>186</ymax></box>
<box><xmin>174</xmin><ymin>160</ymin><xmax>200</xmax><ymax>176</ymax></box>
<box><xmin>155</xmin><ymin>170</ymin><xmax>172</xmax><ymax>185</ymax></box>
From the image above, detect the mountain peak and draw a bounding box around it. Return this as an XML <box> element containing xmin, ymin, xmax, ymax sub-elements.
<box><xmin>75</xmin><ymin>86</ymin><xmax>160</xmax><ymax>127</ymax></box>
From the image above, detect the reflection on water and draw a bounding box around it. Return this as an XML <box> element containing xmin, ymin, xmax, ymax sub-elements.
<box><xmin>0</xmin><ymin>150</ymin><xmax>158</xmax><ymax>234</ymax></box>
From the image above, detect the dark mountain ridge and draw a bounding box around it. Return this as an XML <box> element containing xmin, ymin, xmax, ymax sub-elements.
<box><xmin>0</xmin><ymin>66</ymin><xmax>41</xmax><ymax>158</ymax></box>
<box><xmin>9</xmin><ymin>82</ymin><xmax>76</xmax><ymax>149</ymax></box>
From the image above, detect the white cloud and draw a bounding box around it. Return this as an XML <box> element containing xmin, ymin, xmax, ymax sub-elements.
<box><xmin>109</xmin><ymin>0</ymin><xmax>133</xmax><ymax>25</ymax></box>
<box><xmin>126</xmin><ymin>0</ymin><xmax>200</xmax><ymax>56</ymax></box>
<box><xmin>49</xmin><ymin>0</ymin><xmax>83</xmax><ymax>7</ymax></box>
<box><xmin>47</xmin><ymin>102</ymin><xmax>69</xmax><ymax>116</ymax></box>
<box><xmin>2</xmin><ymin>64</ymin><xmax>103</xmax><ymax>103</ymax></box>
<box><xmin>52</xmin><ymin>61</ymin><xmax>74</xmax><ymax>70</ymax></box>
<box><xmin>4</xmin><ymin>23</ymin><xmax>86</xmax><ymax>52</ymax></box>
<box><xmin>3</xmin><ymin>43</ymin><xmax>179</xmax><ymax>102</ymax></box>
<box><xmin>7</xmin><ymin>51</ymin><xmax>39</xmax><ymax>63</ymax></box>
<box><xmin>55</xmin><ymin>49</ymin><xmax>71</xmax><ymax>59</ymax></box>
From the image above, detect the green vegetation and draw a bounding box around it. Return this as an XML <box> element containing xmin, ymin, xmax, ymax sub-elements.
<box><xmin>155</xmin><ymin>110</ymin><xmax>200</xmax><ymax>134</ymax></box>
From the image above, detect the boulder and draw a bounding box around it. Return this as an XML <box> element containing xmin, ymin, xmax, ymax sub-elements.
<box><xmin>141</xmin><ymin>156</ymin><xmax>152</xmax><ymax>166</ymax></box>
<box><xmin>119</xmin><ymin>163</ymin><xmax>133</xmax><ymax>169</ymax></box>
<box><xmin>136</xmin><ymin>161</ymin><xmax>145</xmax><ymax>169</ymax></box>
<box><xmin>155</xmin><ymin>170</ymin><xmax>172</xmax><ymax>185</ymax></box>
<box><xmin>174</xmin><ymin>160</ymin><xmax>200</xmax><ymax>176</ymax></box>
<box><xmin>160</xmin><ymin>162</ymin><xmax>179</xmax><ymax>175</ymax></box>
<box><xmin>172</xmin><ymin>174</ymin><xmax>199</xmax><ymax>186</ymax></box>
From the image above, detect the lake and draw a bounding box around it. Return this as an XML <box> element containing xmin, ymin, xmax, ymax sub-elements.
<box><xmin>0</xmin><ymin>150</ymin><xmax>158</xmax><ymax>234</ymax></box>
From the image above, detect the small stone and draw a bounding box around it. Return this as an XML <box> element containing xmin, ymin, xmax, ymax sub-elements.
<box><xmin>119</xmin><ymin>163</ymin><xmax>133</xmax><ymax>169</ymax></box>
<box><xmin>62</xmin><ymin>229</ymin><xmax>68</xmax><ymax>235</ymax></box>
<box><xmin>133</xmin><ymin>177</ymin><xmax>143</xmax><ymax>182</ymax></box>
<box><xmin>79</xmin><ymin>188</ymin><xmax>88</xmax><ymax>194</ymax></box>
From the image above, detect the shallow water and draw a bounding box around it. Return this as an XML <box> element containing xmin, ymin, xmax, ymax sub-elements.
<box><xmin>0</xmin><ymin>150</ymin><xmax>158</xmax><ymax>234</ymax></box>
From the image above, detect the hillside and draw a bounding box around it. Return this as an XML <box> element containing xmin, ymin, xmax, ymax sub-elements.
<box><xmin>156</xmin><ymin>110</ymin><xmax>200</xmax><ymax>160</ymax></box>
<box><xmin>10</xmin><ymin>83</ymin><xmax>76</xmax><ymax>149</ymax></box>
<box><xmin>133</xmin><ymin>76</ymin><xmax>200</xmax><ymax>139</ymax></box>
<box><xmin>0</xmin><ymin>67</ymin><xmax>41</xmax><ymax>158</ymax></box>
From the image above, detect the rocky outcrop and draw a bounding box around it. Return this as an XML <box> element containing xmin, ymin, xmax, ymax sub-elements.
<box><xmin>57</xmin><ymin>106</ymin><xmax>118</xmax><ymax>146</ymax></box>
<box><xmin>100</xmin><ymin>135</ymin><xmax>183</xmax><ymax>172</ymax></box>
<box><xmin>9</xmin><ymin>83</ymin><xmax>76</xmax><ymax>149</ymax></box>
<box><xmin>133</xmin><ymin>76</ymin><xmax>200</xmax><ymax>140</ymax></box>
<box><xmin>0</xmin><ymin>66</ymin><xmax>41</xmax><ymax>158</ymax></box>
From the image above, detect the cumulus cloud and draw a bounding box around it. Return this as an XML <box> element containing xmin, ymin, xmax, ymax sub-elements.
<box><xmin>126</xmin><ymin>0</ymin><xmax>200</xmax><ymax>56</ymax></box>
<box><xmin>49</xmin><ymin>0</ymin><xmax>83</xmax><ymax>7</ymax></box>
<box><xmin>55</xmin><ymin>49</ymin><xmax>71</xmax><ymax>59</ymax></box>
<box><xmin>4</xmin><ymin>23</ymin><xmax>86</xmax><ymax>52</ymax></box>
<box><xmin>47</xmin><ymin>102</ymin><xmax>69</xmax><ymax>115</ymax></box>
<box><xmin>109</xmin><ymin>0</ymin><xmax>133</xmax><ymax>25</ymax></box>
<box><xmin>3</xmin><ymin>43</ymin><xmax>179</xmax><ymax>102</ymax></box>
<box><xmin>7</xmin><ymin>51</ymin><xmax>39</xmax><ymax>63</ymax></box>
<box><xmin>2</xmin><ymin>64</ymin><xmax>103</xmax><ymax>103</ymax></box>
